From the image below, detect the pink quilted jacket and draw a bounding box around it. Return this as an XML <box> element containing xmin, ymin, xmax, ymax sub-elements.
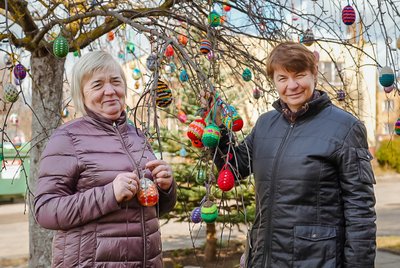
<box><xmin>34</xmin><ymin>110</ymin><xmax>177</xmax><ymax>267</ymax></box>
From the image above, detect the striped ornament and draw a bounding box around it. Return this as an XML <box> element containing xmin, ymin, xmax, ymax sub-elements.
<box><xmin>191</xmin><ymin>207</ymin><xmax>202</xmax><ymax>223</ymax></box>
<box><xmin>201</xmin><ymin>201</ymin><xmax>218</xmax><ymax>223</ymax></box>
<box><xmin>187</xmin><ymin>118</ymin><xmax>206</xmax><ymax>141</ymax></box>
<box><xmin>200</xmin><ymin>39</ymin><xmax>212</xmax><ymax>54</ymax></box>
<box><xmin>395</xmin><ymin>118</ymin><xmax>400</xmax><ymax>135</ymax></box>
<box><xmin>155</xmin><ymin>80</ymin><xmax>173</xmax><ymax>107</ymax></box>
<box><xmin>201</xmin><ymin>124</ymin><xmax>221</xmax><ymax>148</ymax></box>
<box><xmin>342</xmin><ymin>5</ymin><xmax>356</xmax><ymax>26</ymax></box>
<box><xmin>379</xmin><ymin>66</ymin><xmax>395</xmax><ymax>87</ymax></box>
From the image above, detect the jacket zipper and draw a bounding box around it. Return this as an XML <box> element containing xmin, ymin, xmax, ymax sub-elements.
<box><xmin>261</xmin><ymin>122</ymin><xmax>294</xmax><ymax>268</ymax></box>
<box><xmin>113</xmin><ymin>122</ymin><xmax>147</xmax><ymax>268</ymax></box>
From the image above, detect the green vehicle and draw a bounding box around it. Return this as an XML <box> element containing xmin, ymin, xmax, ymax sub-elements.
<box><xmin>0</xmin><ymin>143</ymin><xmax>29</xmax><ymax>200</ymax></box>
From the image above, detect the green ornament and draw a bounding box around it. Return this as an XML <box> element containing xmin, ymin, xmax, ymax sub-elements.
<box><xmin>242</xmin><ymin>68</ymin><xmax>252</xmax><ymax>82</ymax></box>
<box><xmin>73</xmin><ymin>50</ymin><xmax>80</xmax><ymax>57</ymax></box>
<box><xmin>201</xmin><ymin>201</ymin><xmax>218</xmax><ymax>223</ymax></box>
<box><xmin>201</xmin><ymin>124</ymin><xmax>220</xmax><ymax>148</ymax></box>
<box><xmin>53</xmin><ymin>36</ymin><xmax>69</xmax><ymax>58</ymax></box>
<box><xmin>208</xmin><ymin>10</ymin><xmax>221</xmax><ymax>27</ymax></box>
<box><xmin>196</xmin><ymin>170</ymin><xmax>206</xmax><ymax>184</ymax></box>
<box><xmin>126</xmin><ymin>42</ymin><xmax>135</xmax><ymax>54</ymax></box>
<box><xmin>3</xmin><ymin>83</ymin><xmax>19</xmax><ymax>103</ymax></box>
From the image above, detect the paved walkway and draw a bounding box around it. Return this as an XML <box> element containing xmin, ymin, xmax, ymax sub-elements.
<box><xmin>1</xmin><ymin>175</ymin><xmax>400</xmax><ymax>267</ymax></box>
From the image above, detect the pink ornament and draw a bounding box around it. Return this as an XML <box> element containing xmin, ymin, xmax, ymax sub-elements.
<box><xmin>384</xmin><ymin>85</ymin><xmax>394</xmax><ymax>93</ymax></box>
<box><xmin>177</xmin><ymin>110</ymin><xmax>187</xmax><ymax>123</ymax></box>
<box><xmin>207</xmin><ymin>50</ymin><xmax>215</xmax><ymax>60</ymax></box>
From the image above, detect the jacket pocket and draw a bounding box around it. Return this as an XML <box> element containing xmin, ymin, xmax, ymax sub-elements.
<box><xmin>356</xmin><ymin>148</ymin><xmax>375</xmax><ymax>184</ymax></box>
<box><xmin>293</xmin><ymin>225</ymin><xmax>336</xmax><ymax>268</ymax></box>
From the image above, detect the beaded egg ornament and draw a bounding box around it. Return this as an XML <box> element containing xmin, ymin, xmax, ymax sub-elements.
<box><xmin>217</xmin><ymin>167</ymin><xmax>235</xmax><ymax>192</ymax></box>
<box><xmin>191</xmin><ymin>207</ymin><xmax>202</xmax><ymax>223</ymax></box>
<box><xmin>208</xmin><ymin>10</ymin><xmax>221</xmax><ymax>27</ymax></box>
<box><xmin>13</xmin><ymin>64</ymin><xmax>27</xmax><ymax>80</ymax></box>
<box><xmin>53</xmin><ymin>36</ymin><xmax>69</xmax><ymax>58</ymax></box>
<box><xmin>242</xmin><ymin>68</ymin><xmax>252</xmax><ymax>82</ymax></box>
<box><xmin>179</xmin><ymin>69</ymin><xmax>189</xmax><ymax>82</ymax></box>
<box><xmin>187</xmin><ymin>118</ymin><xmax>207</xmax><ymax>141</ymax></box>
<box><xmin>3</xmin><ymin>83</ymin><xmax>19</xmax><ymax>103</ymax></box>
<box><xmin>137</xmin><ymin>177</ymin><xmax>159</xmax><ymax>207</ymax></box>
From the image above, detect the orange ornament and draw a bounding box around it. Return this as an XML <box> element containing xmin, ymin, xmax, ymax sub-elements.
<box><xmin>178</xmin><ymin>34</ymin><xmax>188</xmax><ymax>46</ymax></box>
<box><xmin>107</xmin><ymin>31</ymin><xmax>115</xmax><ymax>42</ymax></box>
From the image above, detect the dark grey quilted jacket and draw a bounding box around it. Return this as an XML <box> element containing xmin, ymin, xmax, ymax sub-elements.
<box><xmin>215</xmin><ymin>91</ymin><xmax>376</xmax><ymax>268</ymax></box>
<box><xmin>34</xmin><ymin>109</ymin><xmax>176</xmax><ymax>267</ymax></box>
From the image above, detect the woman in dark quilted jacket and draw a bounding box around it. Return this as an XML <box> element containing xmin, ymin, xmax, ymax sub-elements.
<box><xmin>214</xmin><ymin>42</ymin><xmax>376</xmax><ymax>268</ymax></box>
<box><xmin>34</xmin><ymin>51</ymin><xmax>177</xmax><ymax>267</ymax></box>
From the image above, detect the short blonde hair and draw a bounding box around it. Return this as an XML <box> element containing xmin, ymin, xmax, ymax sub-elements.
<box><xmin>266</xmin><ymin>41</ymin><xmax>317</xmax><ymax>79</ymax></box>
<box><xmin>70</xmin><ymin>51</ymin><xmax>127</xmax><ymax>115</ymax></box>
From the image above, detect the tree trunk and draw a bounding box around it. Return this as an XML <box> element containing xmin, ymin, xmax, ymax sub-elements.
<box><xmin>28</xmin><ymin>50</ymin><xmax>65</xmax><ymax>267</ymax></box>
<box><xmin>204</xmin><ymin>223</ymin><xmax>217</xmax><ymax>262</ymax></box>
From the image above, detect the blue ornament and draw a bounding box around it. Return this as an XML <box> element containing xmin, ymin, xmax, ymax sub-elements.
<box><xmin>191</xmin><ymin>207</ymin><xmax>202</xmax><ymax>223</ymax></box>
<box><xmin>379</xmin><ymin>66</ymin><xmax>395</xmax><ymax>87</ymax></box>
<box><xmin>242</xmin><ymin>68</ymin><xmax>252</xmax><ymax>82</ymax></box>
<box><xmin>179</xmin><ymin>69</ymin><xmax>189</xmax><ymax>82</ymax></box>
<box><xmin>179</xmin><ymin>147</ymin><xmax>187</xmax><ymax>157</ymax></box>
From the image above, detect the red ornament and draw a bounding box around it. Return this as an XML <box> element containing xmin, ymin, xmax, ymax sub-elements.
<box><xmin>165</xmin><ymin>44</ymin><xmax>174</xmax><ymax>57</ymax></box>
<box><xmin>187</xmin><ymin>118</ymin><xmax>206</xmax><ymax>141</ymax></box>
<box><xmin>342</xmin><ymin>5</ymin><xmax>356</xmax><ymax>26</ymax></box>
<box><xmin>232</xmin><ymin>117</ymin><xmax>244</xmax><ymax>132</ymax></box>
<box><xmin>191</xmin><ymin>139</ymin><xmax>204</xmax><ymax>148</ymax></box>
<box><xmin>223</xmin><ymin>5</ymin><xmax>231</xmax><ymax>12</ymax></box>
<box><xmin>217</xmin><ymin>167</ymin><xmax>235</xmax><ymax>191</ymax></box>
<box><xmin>137</xmin><ymin>178</ymin><xmax>159</xmax><ymax>207</ymax></box>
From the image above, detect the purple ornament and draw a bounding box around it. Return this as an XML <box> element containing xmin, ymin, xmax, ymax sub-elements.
<box><xmin>384</xmin><ymin>85</ymin><xmax>394</xmax><ymax>94</ymax></box>
<box><xmin>191</xmin><ymin>207</ymin><xmax>202</xmax><ymax>223</ymax></box>
<box><xmin>13</xmin><ymin>64</ymin><xmax>27</xmax><ymax>80</ymax></box>
<box><xmin>207</xmin><ymin>50</ymin><xmax>215</xmax><ymax>60</ymax></box>
<box><xmin>337</xmin><ymin>90</ymin><xmax>346</xmax><ymax>101</ymax></box>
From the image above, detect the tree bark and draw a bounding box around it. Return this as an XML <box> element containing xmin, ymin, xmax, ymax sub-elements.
<box><xmin>28</xmin><ymin>50</ymin><xmax>65</xmax><ymax>267</ymax></box>
<box><xmin>204</xmin><ymin>223</ymin><xmax>217</xmax><ymax>262</ymax></box>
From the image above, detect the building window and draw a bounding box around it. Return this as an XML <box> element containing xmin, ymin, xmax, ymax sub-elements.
<box><xmin>383</xmin><ymin>99</ymin><xmax>394</xmax><ymax>111</ymax></box>
<box><xmin>319</xmin><ymin>61</ymin><xmax>343</xmax><ymax>84</ymax></box>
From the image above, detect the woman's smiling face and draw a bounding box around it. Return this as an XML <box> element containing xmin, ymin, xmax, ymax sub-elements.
<box><xmin>82</xmin><ymin>68</ymin><xmax>126</xmax><ymax>120</ymax></box>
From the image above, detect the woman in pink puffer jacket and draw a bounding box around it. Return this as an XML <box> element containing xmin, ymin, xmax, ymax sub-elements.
<box><xmin>34</xmin><ymin>51</ymin><xmax>177</xmax><ymax>267</ymax></box>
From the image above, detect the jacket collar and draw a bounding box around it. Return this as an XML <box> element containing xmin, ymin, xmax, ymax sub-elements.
<box><xmin>84</xmin><ymin>106</ymin><xmax>128</xmax><ymax>132</ymax></box>
<box><xmin>272</xmin><ymin>90</ymin><xmax>331</xmax><ymax>122</ymax></box>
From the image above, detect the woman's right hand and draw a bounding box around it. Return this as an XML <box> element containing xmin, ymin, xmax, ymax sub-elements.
<box><xmin>112</xmin><ymin>172</ymin><xmax>140</xmax><ymax>203</ymax></box>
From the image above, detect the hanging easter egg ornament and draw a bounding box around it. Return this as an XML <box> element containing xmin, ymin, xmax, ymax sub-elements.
<box><xmin>179</xmin><ymin>69</ymin><xmax>189</xmax><ymax>82</ymax></box>
<box><xmin>155</xmin><ymin>80</ymin><xmax>173</xmax><ymax>107</ymax></box>
<box><xmin>217</xmin><ymin>167</ymin><xmax>235</xmax><ymax>192</ymax></box>
<box><xmin>242</xmin><ymin>68</ymin><xmax>252</xmax><ymax>82</ymax></box>
<box><xmin>337</xmin><ymin>90</ymin><xmax>346</xmax><ymax>101</ymax></box>
<box><xmin>397</xmin><ymin>37</ymin><xmax>400</xmax><ymax>50</ymax></box>
<box><xmin>13</xmin><ymin>64</ymin><xmax>27</xmax><ymax>80</ymax></box>
<box><xmin>342</xmin><ymin>5</ymin><xmax>356</xmax><ymax>26</ymax></box>
<box><xmin>207</xmin><ymin>50</ymin><xmax>215</xmax><ymax>61</ymax></box>
<box><xmin>53</xmin><ymin>36</ymin><xmax>69</xmax><ymax>58</ymax></box>
<box><xmin>191</xmin><ymin>207</ymin><xmax>202</xmax><ymax>223</ymax></box>
<box><xmin>222</xmin><ymin>105</ymin><xmax>244</xmax><ymax>132</ymax></box>
<box><xmin>253</xmin><ymin>87</ymin><xmax>261</xmax><ymax>99</ymax></box>
<box><xmin>196</xmin><ymin>169</ymin><xmax>206</xmax><ymax>184</ymax></box>
<box><xmin>177</xmin><ymin>110</ymin><xmax>187</xmax><ymax>123</ymax></box>
<box><xmin>106</xmin><ymin>31</ymin><xmax>115</xmax><ymax>42</ymax></box>
<box><xmin>137</xmin><ymin>177</ymin><xmax>159</xmax><ymax>207</ymax></box>
<box><xmin>126</xmin><ymin>42</ymin><xmax>135</xmax><ymax>54</ymax></box>
<box><xmin>384</xmin><ymin>85</ymin><xmax>395</xmax><ymax>94</ymax></box>
<box><xmin>61</xmin><ymin>107</ymin><xmax>69</xmax><ymax>118</ymax></box>
<box><xmin>395</xmin><ymin>118</ymin><xmax>400</xmax><ymax>135</ymax></box>
<box><xmin>178</xmin><ymin>34</ymin><xmax>188</xmax><ymax>46</ymax></box>
<box><xmin>165</xmin><ymin>44</ymin><xmax>174</xmax><ymax>58</ymax></box>
<box><xmin>179</xmin><ymin>147</ymin><xmax>187</xmax><ymax>157</ymax></box>
<box><xmin>223</xmin><ymin>4</ymin><xmax>231</xmax><ymax>12</ymax></box>
<box><xmin>132</xmin><ymin>68</ymin><xmax>142</xmax><ymax>80</ymax></box>
<box><xmin>201</xmin><ymin>124</ymin><xmax>221</xmax><ymax>148</ymax></box>
<box><xmin>379</xmin><ymin>66</ymin><xmax>395</xmax><ymax>87</ymax></box>
<box><xmin>200</xmin><ymin>39</ymin><xmax>212</xmax><ymax>55</ymax></box>
<box><xmin>208</xmin><ymin>10</ymin><xmax>221</xmax><ymax>27</ymax></box>
<box><xmin>201</xmin><ymin>201</ymin><xmax>218</xmax><ymax>223</ymax></box>
<box><xmin>146</xmin><ymin>54</ymin><xmax>158</xmax><ymax>71</ymax></box>
<box><xmin>3</xmin><ymin>83</ymin><xmax>19</xmax><ymax>103</ymax></box>
<box><xmin>187</xmin><ymin>118</ymin><xmax>207</xmax><ymax>141</ymax></box>
<box><xmin>301</xmin><ymin>29</ymin><xmax>314</xmax><ymax>46</ymax></box>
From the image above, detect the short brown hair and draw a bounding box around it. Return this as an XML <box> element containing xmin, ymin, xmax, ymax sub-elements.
<box><xmin>266</xmin><ymin>41</ymin><xmax>317</xmax><ymax>79</ymax></box>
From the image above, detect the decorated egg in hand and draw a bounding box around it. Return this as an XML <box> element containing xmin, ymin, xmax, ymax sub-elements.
<box><xmin>137</xmin><ymin>177</ymin><xmax>159</xmax><ymax>206</ymax></box>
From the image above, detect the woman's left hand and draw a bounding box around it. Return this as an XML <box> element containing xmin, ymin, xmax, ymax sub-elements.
<box><xmin>145</xmin><ymin>159</ymin><xmax>174</xmax><ymax>191</ymax></box>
